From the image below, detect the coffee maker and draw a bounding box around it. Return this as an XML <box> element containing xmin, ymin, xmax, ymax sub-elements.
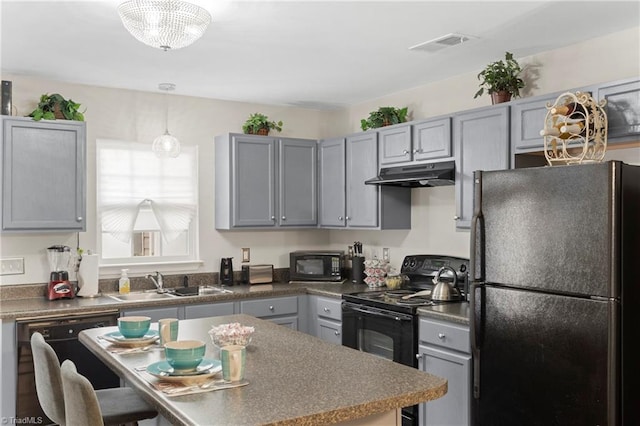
<box><xmin>220</xmin><ymin>257</ymin><xmax>234</xmax><ymax>285</ymax></box>
<box><xmin>47</xmin><ymin>245</ymin><xmax>75</xmax><ymax>300</ymax></box>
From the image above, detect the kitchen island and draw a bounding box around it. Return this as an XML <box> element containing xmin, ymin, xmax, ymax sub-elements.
<box><xmin>79</xmin><ymin>314</ymin><xmax>447</xmax><ymax>426</ymax></box>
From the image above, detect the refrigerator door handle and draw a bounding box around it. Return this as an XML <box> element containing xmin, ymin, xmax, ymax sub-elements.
<box><xmin>470</xmin><ymin>170</ymin><xmax>485</xmax><ymax>282</ymax></box>
<box><xmin>469</xmin><ymin>281</ymin><xmax>482</xmax><ymax>399</ymax></box>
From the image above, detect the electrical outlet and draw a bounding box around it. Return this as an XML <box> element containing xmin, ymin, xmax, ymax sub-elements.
<box><xmin>241</xmin><ymin>248</ymin><xmax>250</xmax><ymax>263</ymax></box>
<box><xmin>1</xmin><ymin>257</ymin><xmax>25</xmax><ymax>275</ymax></box>
<box><xmin>382</xmin><ymin>248</ymin><xmax>390</xmax><ymax>262</ymax></box>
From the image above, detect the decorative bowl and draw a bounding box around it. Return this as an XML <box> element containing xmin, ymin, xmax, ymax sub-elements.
<box><xmin>164</xmin><ymin>340</ymin><xmax>206</xmax><ymax>371</ymax></box>
<box><xmin>208</xmin><ymin>323</ymin><xmax>255</xmax><ymax>347</ymax></box>
<box><xmin>117</xmin><ymin>316</ymin><xmax>151</xmax><ymax>338</ymax></box>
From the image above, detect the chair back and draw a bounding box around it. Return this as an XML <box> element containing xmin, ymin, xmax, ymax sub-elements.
<box><xmin>60</xmin><ymin>360</ymin><xmax>104</xmax><ymax>426</ymax></box>
<box><xmin>30</xmin><ymin>332</ymin><xmax>65</xmax><ymax>425</ymax></box>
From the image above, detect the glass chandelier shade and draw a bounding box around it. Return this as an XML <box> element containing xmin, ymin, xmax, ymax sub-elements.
<box><xmin>153</xmin><ymin>83</ymin><xmax>181</xmax><ymax>158</ymax></box>
<box><xmin>118</xmin><ymin>0</ymin><xmax>212</xmax><ymax>51</ymax></box>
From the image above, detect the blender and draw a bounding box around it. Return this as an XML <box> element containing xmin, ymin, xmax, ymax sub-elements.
<box><xmin>47</xmin><ymin>245</ymin><xmax>75</xmax><ymax>300</ymax></box>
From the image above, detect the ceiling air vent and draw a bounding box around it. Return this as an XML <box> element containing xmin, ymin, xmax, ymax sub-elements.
<box><xmin>409</xmin><ymin>33</ymin><xmax>475</xmax><ymax>53</ymax></box>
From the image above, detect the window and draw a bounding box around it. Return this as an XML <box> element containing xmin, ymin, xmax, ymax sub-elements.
<box><xmin>97</xmin><ymin>139</ymin><xmax>199</xmax><ymax>269</ymax></box>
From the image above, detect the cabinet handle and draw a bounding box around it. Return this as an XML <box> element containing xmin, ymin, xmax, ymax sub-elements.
<box><xmin>338</xmin><ymin>216</ymin><xmax>343</xmax><ymax>221</ymax></box>
<box><xmin>345</xmin><ymin>216</ymin><xmax>350</xmax><ymax>221</ymax></box>
<box><xmin>269</xmin><ymin>305</ymin><xmax>274</xmax><ymax>311</ymax></box>
<box><xmin>416</xmin><ymin>353</ymin><xmax>422</xmax><ymax>360</ymax></box>
<box><xmin>323</xmin><ymin>307</ymin><xmax>330</xmax><ymax>313</ymax></box>
<box><xmin>453</xmin><ymin>216</ymin><xmax>460</xmax><ymax>220</ymax></box>
<box><xmin>402</xmin><ymin>150</ymin><xmax>409</xmax><ymax>155</ymax></box>
<box><xmin>271</xmin><ymin>216</ymin><xmax>276</xmax><ymax>220</ymax></box>
<box><xmin>438</xmin><ymin>333</ymin><xmax>446</xmax><ymax>339</ymax></box>
<box><xmin>413</xmin><ymin>149</ymin><xmax>422</xmax><ymax>154</ymax></box>
<box><xmin>334</xmin><ymin>331</ymin><xmax>340</xmax><ymax>336</ymax></box>
<box><xmin>76</xmin><ymin>216</ymin><xmax>83</xmax><ymax>221</ymax></box>
<box><xmin>281</xmin><ymin>216</ymin><xmax>286</xmax><ymax>220</ymax></box>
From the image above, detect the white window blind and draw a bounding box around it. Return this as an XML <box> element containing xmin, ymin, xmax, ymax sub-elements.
<box><xmin>97</xmin><ymin>139</ymin><xmax>198</xmax><ymax>246</ymax></box>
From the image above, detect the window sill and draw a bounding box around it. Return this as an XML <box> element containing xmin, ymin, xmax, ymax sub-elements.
<box><xmin>99</xmin><ymin>260</ymin><xmax>204</xmax><ymax>279</ymax></box>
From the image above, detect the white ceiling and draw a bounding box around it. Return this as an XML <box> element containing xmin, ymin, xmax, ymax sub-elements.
<box><xmin>1</xmin><ymin>1</ymin><xmax>639</xmax><ymax>109</ymax></box>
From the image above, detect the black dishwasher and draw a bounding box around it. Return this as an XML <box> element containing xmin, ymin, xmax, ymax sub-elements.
<box><xmin>16</xmin><ymin>311</ymin><xmax>120</xmax><ymax>423</ymax></box>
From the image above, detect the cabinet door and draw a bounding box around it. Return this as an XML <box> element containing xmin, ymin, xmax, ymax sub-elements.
<box><xmin>317</xmin><ymin>318</ymin><xmax>342</xmax><ymax>344</ymax></box>
<box><xmin>510</xmin><ymin>95</ymin><xmax>557</xmax><ymax>153</ymax></box>
<box><xmin>2</xmin><ymin>118</ymin><xmax>86</xmax><ymax>231</ymax></box>
<box><xmin>121</xmin><ymin>306</ymin><xmax>181</xmax><ymax>322</ymax></box>
<box><xmin>412</xmin><ymin>117</ymin><xmax>452</xmax><ymax>161</ymax></box>
<box><xmin>454</xmin><ymin>106</ymin><xmax>510</xmax><ymax>229</ymax></box>
<box><xmin>279</xmin><ymin>138</ymin><xmax>317</xmax><ymax>226</ymax></box>
<box><xmin>184</xmin><ymin>302</ymin><xmax>235</xmax><ymax>319</ymax></box>
<box><xmin>418</xmin><ymin>345</ymin><xmax>471</xmax><ymax>426</ymax></box>
<box><xmin>597</xmin><ymin>79</ymin><xmax>640</xmax><ymax>142</ymax></box>
<box><xmin>346</xmin><ymin>132</ymin><xmax>379</xmax><ymax>228</ymax></box>
<box><xmin>232</xmin><ymin>135</ymin><xmax>277</xmax><ymax>227</ymax></box>
<box><xmin>378</xmin><ymin>124</ymin><xmax>412</xmax><ymax>165</ymax></box>
<box><xmin>318</xmin><ymin>138</ymin><xmax>346</xmax><ymax>227</ymax></box>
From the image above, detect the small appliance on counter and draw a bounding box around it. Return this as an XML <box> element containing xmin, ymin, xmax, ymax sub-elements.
<box><xmin>220</xmin><ymin>257</ymin><xmax>234</xmax><ymax>285</ymax></box>
<box><xmin>241</xmin><ymin>264</ymin><xmax>274</xmax><ymax>284</ymax></box>
<box><xmin>46</xmin><ymin>245</ymin><xmax>75</xmax><ymax>300</ymax></box>
<box><xmin>289</xmin><ymin>250</ymin><xmax>344</xmax><ymax>282</ymax></box>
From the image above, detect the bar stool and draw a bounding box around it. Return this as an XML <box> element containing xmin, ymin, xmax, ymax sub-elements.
<box><xmin>31</xmin><ymin>332</ymin><xmax>157</xmax><ymax>425</ymax></box>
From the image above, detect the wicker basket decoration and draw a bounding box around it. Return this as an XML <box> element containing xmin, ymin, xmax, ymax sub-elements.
<box><xmin>540</xmin><ymin>91</ymin><xmax>608</xmax><ymax>166</ymax></box>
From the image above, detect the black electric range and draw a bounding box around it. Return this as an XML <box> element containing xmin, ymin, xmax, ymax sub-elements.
<box><xmin>342</xmin><ymin>254</ymin><xmax>470</xmax><ymax>314</ymax></box>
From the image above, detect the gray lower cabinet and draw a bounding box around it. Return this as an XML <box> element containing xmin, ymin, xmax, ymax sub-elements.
<box><xmin>184</xmin><ymin>302</ymin><xmax>235</xmax><ymax>319</ymax></box>
<box><xmin>597</xmin><ymin>78</ymin><xmax>640</xmax><ymax>142</ymax></box>
<box><xmin>454</xmin><ymin>105</ymin><xmax>510</xmax><ymax>229</ymax></box>
<box><xmin>378</xmin><ymin>118</ymin><xmax>452</xmax><ymax>166</ymax></box>
<box><xmin>1</xmin><ymin>116</ymin><xmax>86</xmax><ymax>232</ymax></box>
<box><xmin>308</xmin><ymin>295</ymin><xmax>342</xmax><ymax>344</ymax></box>
<box><xmin>121</xmin><ymin>306</ymin><xmax>182</xmax><ymax>321</ymax></box>
<box><xmin>240</xmin><ymin>295</ymin><xmax>298</xmax><ymax>330</ymax></box>
<box><xmin>319</xmin><ymin>133</ymin><xmax>410</xmax><ymax>229</ymax></box>
<box><xmin>418</xmin><ymin>317</ymin><xmax>471</xmax><ymax>426</ymax></box>
<box><xmin>214</xmin><ymin>133</ymin><xmax>317</xmax><ymax>229</ymax></box>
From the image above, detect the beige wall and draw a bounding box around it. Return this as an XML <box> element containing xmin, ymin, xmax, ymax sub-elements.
<box><xmin>1</xmin><ymin>27</ymin><xmax>638</xmax><ymax>285</ymax></box>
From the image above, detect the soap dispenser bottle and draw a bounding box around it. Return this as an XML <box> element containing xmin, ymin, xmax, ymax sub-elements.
<box><xmin>118</xmin><ymin>269</ymin><xmax>130</xmax><ymax>294</ymax></box>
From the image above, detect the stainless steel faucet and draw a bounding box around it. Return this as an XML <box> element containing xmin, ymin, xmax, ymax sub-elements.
<box><xmin>145</xmin><ymin>271</ymin><xmax>165</xmax><ymax>292</ymax></box>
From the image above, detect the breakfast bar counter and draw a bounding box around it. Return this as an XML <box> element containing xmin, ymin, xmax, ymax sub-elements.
<box><xmin>79</xmin><ymin>314</ymin><xmax>447</xmax><ymax>426</ymax></box>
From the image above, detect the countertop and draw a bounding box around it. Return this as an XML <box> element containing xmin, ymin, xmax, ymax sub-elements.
<box><xmin>0</xmin><ymin>282</ymin><xmax>469</xmax><ymax>325</ymax></box>
<box><xmin>79</xmin><ymin>314</ymin><xmax>448</xmax><ymax>425</ymax></box>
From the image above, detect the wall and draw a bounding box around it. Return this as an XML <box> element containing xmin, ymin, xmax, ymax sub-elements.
<box><xmin>1</xmin><ymin>26</ymin><xmax>638</xmax><ymax>284</ymax></box>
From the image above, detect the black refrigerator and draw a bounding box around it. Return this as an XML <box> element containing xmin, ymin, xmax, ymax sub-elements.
<box><xmin>469</xmin><ymin>161</ymin><xmax>639</xmax><ymax>426</ymax></box>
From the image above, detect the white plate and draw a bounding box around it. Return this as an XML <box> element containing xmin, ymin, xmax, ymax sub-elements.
<box><xmin>101</xmin><ymin>330</ymin><xmax>159</xmax><ymax>347</ymax></box>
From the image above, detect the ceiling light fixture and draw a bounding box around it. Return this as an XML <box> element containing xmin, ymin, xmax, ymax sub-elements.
<box><xmin>152</xmin><ymin>83</ymin><xmax>180</xmax><ymax>158</ymax></box>
<box><xmin>117</xmin><ymin>0</ymin><xmax>212</xmax><ymax>51</ymax></box>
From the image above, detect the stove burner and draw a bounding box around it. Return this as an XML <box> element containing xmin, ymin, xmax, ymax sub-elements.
<box><xmin>384</xmin><ymin>290</ymin><xmax>414</xmax><ymax>298</ymax></box>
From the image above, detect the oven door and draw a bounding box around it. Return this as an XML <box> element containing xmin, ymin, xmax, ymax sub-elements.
<box><xmin>342</xmin><ymin>301</ymin><xmax>418</xmax><ymax>426</ymax></box>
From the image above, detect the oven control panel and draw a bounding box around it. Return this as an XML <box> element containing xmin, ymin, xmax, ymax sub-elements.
<box><xmin>401</xmin><ymin>255</ymin><xmax>469</xmax><ymax>283</ymax></box>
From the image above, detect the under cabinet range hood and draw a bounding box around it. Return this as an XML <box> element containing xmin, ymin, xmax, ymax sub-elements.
<box><xmin>365</xmin><ymin>160</ymin><xmax>455</xmax><ymax>187</ymax></box>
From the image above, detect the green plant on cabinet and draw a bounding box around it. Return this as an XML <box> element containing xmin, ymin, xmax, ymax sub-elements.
<box><xmin>28</xmin><ymin>93</ymin><xmax>85</xmax><ymax>121</ymax></box>
<box><xmin>474</xmin><ymin>51</ymin><xmax>525</xmax><ymax>104</ymax></box>
<box><xmin>360</xmin><ymin>106</ymin><xmax>409</xmax><ymax>131</ymax></box>
<box><xmin>242</xmin><ymin>113</ymin><xmax>283</xmax><ymax>135</ymax></box>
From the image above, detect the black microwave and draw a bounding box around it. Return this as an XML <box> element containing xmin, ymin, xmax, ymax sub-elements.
<box><xmin>289</xmin><ymin>251</ymin><xmax>345</xmax><ymax>282</ymax></box>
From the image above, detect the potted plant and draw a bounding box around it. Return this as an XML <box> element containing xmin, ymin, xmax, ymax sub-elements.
<box><xmin>28</xmin><ymin>93</ymin><xmax>85</xmax><ymax>121</ymax></box>
<box><xmin>242</xmin><ymin>113</ymin><xmax>283</xmax><ymax>136</ymax></box>
<box><xmin>360</xmin><ymin>106</ymin><xmax>409</xmax><ymax>131</ymax></box>
<box><xmin>474</xmin><ymin>51</ymin><xmax>525</xmax><ymax>104</ymax></box>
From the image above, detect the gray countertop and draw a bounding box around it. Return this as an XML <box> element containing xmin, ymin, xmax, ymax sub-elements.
<box><xmin>0</xmin><ymin>282</ymin><xmax>469</xmax><ymax>325</ymax></box>
<box><xmin>79</xmin><ymin>314</ymin><xmax>447</xmax><ymax>426</ymax></box>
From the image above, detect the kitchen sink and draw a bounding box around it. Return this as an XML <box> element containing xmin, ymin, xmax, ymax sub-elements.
<box><xmin>108</xmin><ymin>291</ymin><xmax>177</xmax><ymax>302</ymax></box>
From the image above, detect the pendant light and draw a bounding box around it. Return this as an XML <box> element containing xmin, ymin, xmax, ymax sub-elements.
<box><xmin>118</xmin><ymin>0</ymin><xmax>212</xmax><ymax>51</ymax></box>
<box><xmin>152</xmin><ymin>83</ymin><xmax>180</xmax><ymax>158</ymax></box>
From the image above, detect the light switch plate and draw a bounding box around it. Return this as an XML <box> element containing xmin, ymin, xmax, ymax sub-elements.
<box><xmin>241</xmin><ymin>248</ymin><xmax>250</xmax><ymax>263</ymax></box>
<box><xmin>382</xmin><ymin>248</ymin><xmax>390</xmax><ymax>262</ymax></box>
<box><xmin>1</xmin><ymin>257</ymin><xmax>25</xmax><ymax>275</ymax></box>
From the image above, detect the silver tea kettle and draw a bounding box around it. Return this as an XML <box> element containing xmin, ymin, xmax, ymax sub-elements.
<box><xmin>431</xmin><ymin>266</ymin><xmax>461</xmax><ymax>302</ymax></box>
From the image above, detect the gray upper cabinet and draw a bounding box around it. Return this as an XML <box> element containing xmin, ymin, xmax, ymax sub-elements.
<box><xmin>215</xmin><ymin>133</ymin><xmax>317</xmax><ymax>229</ymax></box>
<box><xmin>378</xmin><ymin>118</ymin><xmax>451</xmax><ymax>166</ymax></box>
<box><xmin>454</xmin><ymin>105</ymin><xmax>510</xmax><ymax>230</ymax></box>
<box><xmin>318</xmin><ymin>137</ymin><xmax>346</xmax><ymax>227</ymax></box>
<box><xmin>1</xmin><ymin>116</ymin><xmax>86</xmax><ymax>232</ymax></box>
<box><xmin>346</xmin><ymin>132</ymin><xmax>380</xmax><ymax>228</ymax></box>
<box><xmin>279</xmin><ymin>138</ymin><xmax>317</xmax><ymax>226</ymax></box>
<box><xmin>597</xmin><ymin>78</ymin><xmax>640</xmax><ymax>142</ymax></box>
<box><xmin>318</xmin><ymin>132</ymin><xmax>410</xmax><ymax>229</ymax></box>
